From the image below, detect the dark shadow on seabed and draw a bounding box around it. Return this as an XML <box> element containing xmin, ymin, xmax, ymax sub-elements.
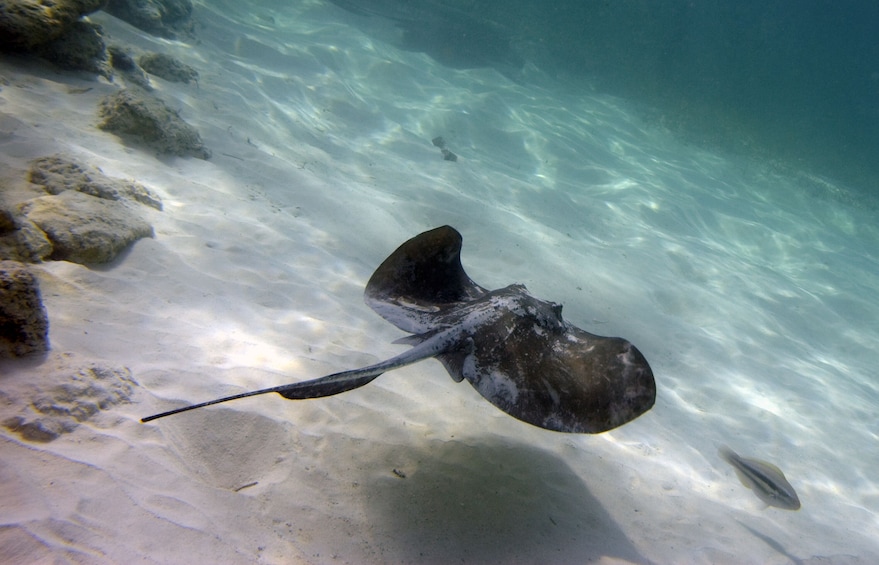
<box><xmin>362</xmin><ymin>437</ymin><xmax>646</xmax><ymax>564</ymax></box>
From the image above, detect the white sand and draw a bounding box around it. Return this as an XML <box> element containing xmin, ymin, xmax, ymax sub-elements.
<box><xmin>2</xmin><ymin>1</ymin><xmax>878</xmax><ymax>563</ymax></box>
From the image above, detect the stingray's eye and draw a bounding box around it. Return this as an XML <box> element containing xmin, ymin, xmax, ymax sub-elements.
<box><xmin>551</xmin><ymin>302</ymin><xmax>563</xmax><ymax>319</ymax></box>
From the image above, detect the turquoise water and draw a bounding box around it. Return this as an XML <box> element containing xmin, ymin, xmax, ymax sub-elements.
<box><xmin>2</xmin><ymin>1</ymin><xmax>878</xmax><ymax>563</ymax></box>
<box><xmin>155</xmin><ymin>0</ymin><xmax>879</xmax><ymax>558</ymax></box>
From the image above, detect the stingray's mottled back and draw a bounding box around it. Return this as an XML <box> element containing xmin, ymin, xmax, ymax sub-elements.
<box><xmin>365</xmin><ymin>226</ymin><xmax>487</xmax><ymax>333</ymax></box>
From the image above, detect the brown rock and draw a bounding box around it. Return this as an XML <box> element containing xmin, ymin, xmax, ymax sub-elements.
<box><xmin>36</xmin><ymin>19</ymin><xmax>110</xmax><ymax>77</ymax></box>
<box><xmin>0</xmin><ymin>0</ymin><xmax>107</xmax><ymax>50</ymax></box>
<box><xmin>2</xmin><ymin>357</ymin><xmax>137</xmax><ymax>442</ymax></box>
<box><xmin>103</xmin><ymin>0</ymin><xmax>193</xmax><ymax>38</ymax></box>
<box><xmin>0</xmin><ymin>260</ymin><xmax>49</xmax><ymax>358</ymax></box>
<box><xmin>29</xmin><ymin>154</ymin><xmax>163</xmax><ymax>211</ymax></box>
<box><xmin>98</xmin><ymin>88</ymin><xmax>211</xmax><ymax>159</ymax></box>
<box><xmin>138</xmin><ymin>52</ymin><xmax>198</xmax><ymax>84</ymax></box>
<box><xmin>108</xmin><ymin>44</ymin><xmax>153</xmax><ymax>90</ymax></box>
<box><xmin>0</xmin><ymin>209</ymin><xmax>53</xmax><ymax>262</ymax></box>
<box><xmin>21</xmin><ymin>191</ymin><xmax>154</xmax><ymax>264</ymax></box>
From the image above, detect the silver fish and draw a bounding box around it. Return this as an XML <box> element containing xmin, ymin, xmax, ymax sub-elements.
<box><xmin>719</xmin><ymin>445</ymin><xmax>801</xmax><ymax>510</ymax></box>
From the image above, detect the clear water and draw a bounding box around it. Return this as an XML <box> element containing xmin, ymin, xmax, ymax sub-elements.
<box><xmin>1</xmin><ymin>1</ymin><xmax>877</xmax><ymax>563</ymax></box>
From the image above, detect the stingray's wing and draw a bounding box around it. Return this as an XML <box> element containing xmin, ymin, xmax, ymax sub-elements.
<box><xmin>364</xmin><ymin>225</ymin><xmax>487</xmax><ymax>334</ymax></box>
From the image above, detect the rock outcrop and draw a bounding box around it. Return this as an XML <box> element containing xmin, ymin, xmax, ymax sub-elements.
<box><xmin>0</xmin><ymin>207</ymin><xmax>53</xmax><ymax>262</ymax></box>
<box><xmin>138</xmin><ymin>52</ymin><xmax>198</xmax><ymax>84</ymax></box>
<box><xmin>98</xmin><ymin>88</ymin><xmax>211</xmax><ymax>159</ymax></box>
<box><xmin>0</xmin><ymin>260</ymin><xmax>50</xmax><ymax>359</ymax></box>
<box><xmin>107</xmin><ymin>44</ymin><xmax>153</xmax><ymax>90</ymax></box>
<box><xmin>0</xmin><ymin>156</ymin><xmax>163</xmax><ymax>265</ymax></box>
<box><xmin>0</xmin><ymin>0</ymin><xmax>106</xmax><ymax>50</ymax></box>
<box><xmin>21</xmin><ymin>191</ymin><xmax>154</xmax><ymax>263</ymax></box>
<box><xmin>28</xmin><ymin>155</ymin><xmax>163</xmax><ymax>210</ymax></box>
<box><xmin>0</xmin><ymin>0</ymin><xmax>110</xmax><ymax>75</ymax></box>
<box><xmin>103</xmin><ymin>0</ymin><xmax>194</xmax><ymax>38</ymax></box>
<box><xmin>2</xmin><ymin>355</ymin><xmax>137</xmax><ymax>441</ymax></box>
<box><xmin>13</xmin><ymin>155</ymin><xmax>163</xmax><ymax>264</ymax></box>
<box><xmin>37</xmin><ymin>19</ymin><xmax>111</xmax><ymax>77</ymax></box>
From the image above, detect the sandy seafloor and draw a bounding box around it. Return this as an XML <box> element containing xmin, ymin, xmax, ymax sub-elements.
<box><xmin>1</xmin><ymin>1</ymin><xmax>878</xmax><ymax>563</ymax></box>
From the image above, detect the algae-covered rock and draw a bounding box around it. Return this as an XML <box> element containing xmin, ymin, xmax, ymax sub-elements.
<box><xmin>103</xmin><ymin>0</ymin><xmax>193</xmax><ymax>38</ymax></box>
<box><xmin>0</xmin><ymin>208</ymin><xmax>53</xmax><ymax>262</ymax></box>
<box><xmin>2</xmin><ymin>155</ymin><xmax>162</xmax><ymax>265</ymax></box>
<box><xmin>21</xmin><ymin>191</ymin><xmax>154</xmax><ymax>264</ymax></box>
<box><xmin>36</xmin><ymin>19</ymin><xmax>110</xmax><ymax>77</ymax></box>
<box><xmin>107</xmin><ymin>44</ymin><xmax>152</xmax><ymax>90</ymax></box>
<box><xmin>0</xmin><ymin>208</ymin><xmax>14</xmax><ymax>233</ymax></box>
<box><xmin>0</xmin><ymin>0</ymin><xmax>106</xmax><ymax>50</ymax></box>
<box><xmin>29</xmin><ymin>154</ymin><xmax>163</xmax><ymax>211</ymax></box>
<box><xmin>98</xmin><ymin>88</ymin><xmax>211</xmax><ymax>159</ymax></box>
<box><xmin>138</xmin><ymin>52</ymin><xmax>198</xmax><ymax>84</ymax></box>
<box><xmin>2</xmin><ymin>358</ymin><xmax>137</xmax><ymax>442</ymax></box>
<box><xmin>0</xmin><ymin>260</ymin><xmax>49</xmax><ymax>358</ymax></box>
<box><xmin>0</xmin><ymin>0</ymin><xmax>110</xmax><ymax>76</ymax></box>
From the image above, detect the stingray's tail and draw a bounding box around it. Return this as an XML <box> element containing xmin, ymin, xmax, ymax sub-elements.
<box><xmin>140</xmin><ymin>367</ymin><xmax>385</xmax><ymax>423</ymax></box>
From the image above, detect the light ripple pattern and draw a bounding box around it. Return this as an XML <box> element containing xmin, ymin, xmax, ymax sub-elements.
<box><xmin>0</xmin><ymin>0</ymin><xmax>877</xmax><ymax>563</ymax></box>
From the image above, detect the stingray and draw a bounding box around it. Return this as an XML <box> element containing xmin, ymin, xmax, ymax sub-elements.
<box><xmin>142</xmin><ymin>226</ymin><xmax>655</xmax><ymax>433</ymax></box>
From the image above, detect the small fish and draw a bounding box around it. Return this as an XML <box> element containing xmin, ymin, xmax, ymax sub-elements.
<box><xmin>719</xmin><ymin>445</ymin><xmax>801</xmax><ymax>510</ymax></box>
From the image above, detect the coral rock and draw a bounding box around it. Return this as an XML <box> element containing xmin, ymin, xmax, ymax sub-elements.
<box><xmin>0</xmin><ymin>207</ymin><xmax>54</xmax><ymax>262</ymax></box>
<box><xmin>29</xmin><ymin>155</ymin><xmax>163</xmax><ymax>211</ymax></box>
<box><xmin>138</xmin><ymin>52</ymin><xmax>198</xmax><ymax>84</ymax></box>
<box><xmin>21</xmin><ymin>191</ymin><xmax>154</xmax><ymax>264</ymax></box>
<box><xmin>3</xmin><ymin>359</ymin><xmax>137</xmax><ymax>442</ymax></box>
<box><xmin>103</xmin><ymin>0</ymin><xmax>193</xmax><ymax>38</ymax></box>
<box><xmin>0</xmin><ymin>260</ymin><xmax>49</xmax><ymax>358</ymax></box>
<box><xmin>98</xmin><ymin>88</ymin><xmax>211</xmax><ymax>159</ymax></box>
<box><xmin>0</xmin><ymin>0</ymin><xmax>106</xmax><ymax>50</ymax></box>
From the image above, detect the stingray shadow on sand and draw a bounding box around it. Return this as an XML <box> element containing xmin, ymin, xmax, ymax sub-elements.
<box><xmin>362</xmin><ymin>436</ymin><xmax>647</xmax><ymax>564</ymax></box>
